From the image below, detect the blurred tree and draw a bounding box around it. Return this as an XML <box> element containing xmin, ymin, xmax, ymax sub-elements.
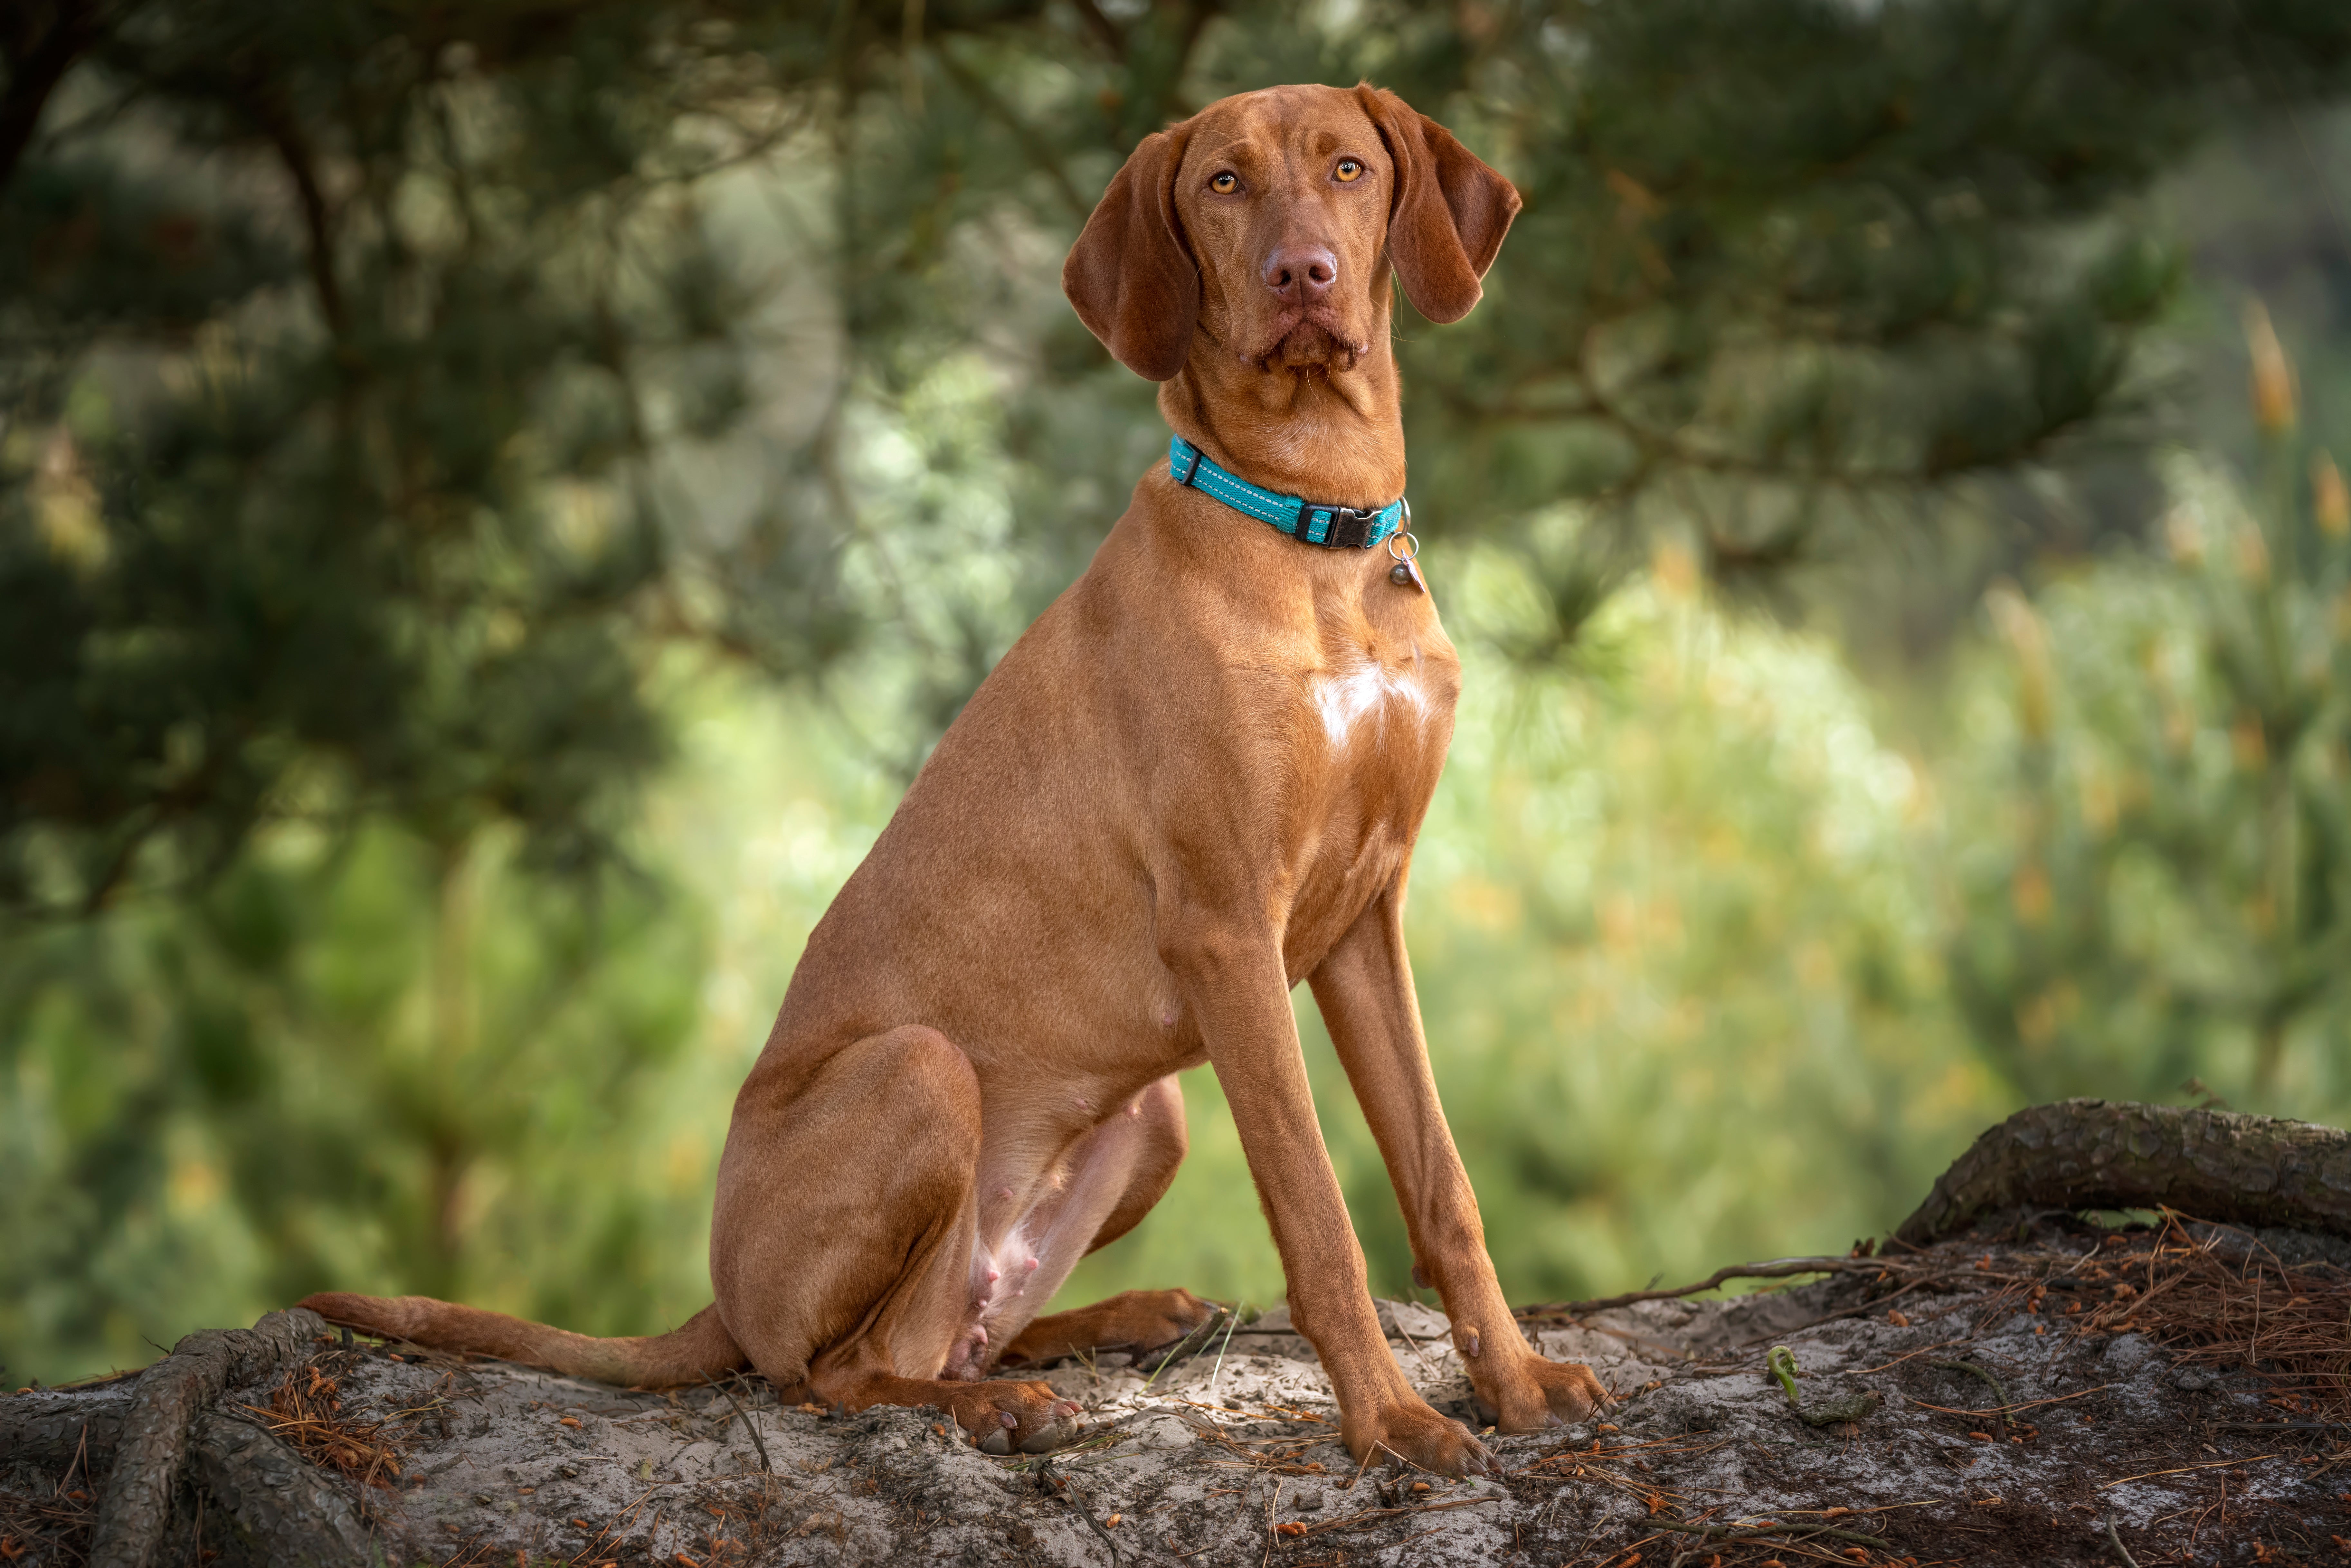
<box><xmin>12</xmin><ymin>2</ymin><xmax>2351</xmax><ymax>908</ymax></box>
<box><xmin>1949</xmin><ymin>317</ymin><xmax>2351</xmax><ymax>1107</ymax></box>
<box><xmin>0</xmin><ymin>819</ymin><xmax>712</xmax><ymax>1374</ymax></box>
<box><xmin>0</xmin><ymin>0</ymin><xmax>860</xmax><ymax>1379</ymax></box>
<box><xmin>0</xmin><ymin>0</ymin><xmax>896</xmax><ymax>916</ymax></box>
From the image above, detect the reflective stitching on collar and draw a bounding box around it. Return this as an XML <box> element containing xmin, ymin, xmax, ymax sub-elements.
<box><xmin>1169</xmin><ymin>435</ymin><xmax>1404</xmax><ymax>549</ymax></box>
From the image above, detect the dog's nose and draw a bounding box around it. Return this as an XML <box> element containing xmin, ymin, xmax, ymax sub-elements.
<box><xmin>1262</xmin><ymin>245</ymin><xmax>1337</xmax><ymax>302</ymax></box>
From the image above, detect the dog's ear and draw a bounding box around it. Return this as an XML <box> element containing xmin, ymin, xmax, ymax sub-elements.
<box><xmin>1354</xmin><ymin>85</ymin><xmax>1521</xmax><ymax>325</ymax></box>
<box><xmin>1063</xmin><ymin>124</ymin><xmax>1199</xmax><ymax>382</ymax></box>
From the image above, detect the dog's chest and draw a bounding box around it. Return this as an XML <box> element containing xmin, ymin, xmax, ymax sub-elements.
<box><xmin>1307</xmin><ymin>648</ymin><xmax>1435</xmax><ymax>750</ymax></box>
<box><xmin>1274</xmin><ymin>601</ymin><xmax>1458</xmax><ymax>945</ymax></box>
<box><xmin>1293</xmin><ymin>584</ymin><xmax>1457</xmax><ymax>762</ymax></box>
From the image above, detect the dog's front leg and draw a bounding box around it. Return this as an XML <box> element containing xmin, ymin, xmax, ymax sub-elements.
<box><xmin>1162</xmin><ymin>921</ymin><xmax>1497</xmax><ymax>1476</ymax></box>
<box><xmin>1308</xmin><ymin>881</ymin><xmax>1611</xmax><ymax>1433</ymax></box>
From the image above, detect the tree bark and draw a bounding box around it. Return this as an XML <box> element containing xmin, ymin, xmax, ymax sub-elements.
<box><xmin>1893</xmin><ymin>1097</ymin><xmax>2351</xmax><ymax>1247</ymax></box>
<box><xmin>85</xmin><ymin>1307</ymin><xmax>333</xmax><ymax>1568</ymax></box>
<box><xmin>4</xmin><ymin>1377</ymin><xmax>134</xmax><ymax>1468</ymax></box>
<box><xmin>186</xmin><ymin>1410</ymin><xmax>377</xmax><ymax>1567</ymax></box>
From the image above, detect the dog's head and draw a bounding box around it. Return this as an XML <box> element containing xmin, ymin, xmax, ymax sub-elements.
<box><xmin>1064</xmin><ymin>84</ymin><xmax>1521</xmax><ymax>383</ymax></box>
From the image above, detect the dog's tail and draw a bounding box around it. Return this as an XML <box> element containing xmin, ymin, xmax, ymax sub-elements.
<box><xmin>296</xmin><ymin>1292</ymin><xmax>745</xmax><ymax>1388</ymax></box>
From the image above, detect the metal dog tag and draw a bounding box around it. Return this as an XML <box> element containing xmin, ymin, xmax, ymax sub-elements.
<box><xmin>1387</xmin><ymin>524</ymin><xmax>1425</xmax><ymax>593</ymax></box>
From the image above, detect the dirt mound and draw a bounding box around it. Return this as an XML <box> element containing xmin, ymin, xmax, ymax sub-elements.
<box><xmin>5</xmin><ymin>1213</ymin><xmax>2349</xmax><ymax>1567</ymax></box>
<box><xmin>10</xmin><ymin>1100</ymin><xmax>2351</xmax><ymax>1566</ymax></box>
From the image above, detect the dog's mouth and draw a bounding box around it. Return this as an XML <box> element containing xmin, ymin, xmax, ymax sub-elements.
<box><xmin>1243</xmin><ymin>310</ymin><xmax>1368</xmax><ymax>375</ymax></box>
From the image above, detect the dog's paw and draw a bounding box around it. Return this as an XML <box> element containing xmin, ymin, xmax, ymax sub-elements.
<box><xmin>1342</xmin><ymin>1398</ymin><xmax>1498</xmax><ymax>1479</ymax></box>
<box><xmin>1111</xmin><ymin>1287</ymin><xmax>1219</xmax><ymax>1352</ymax></box>
<box><xmin>997</xmin><ymin>1287</ymin><xmax>1220</xmax><ymax>1366</ymax></box>
<box><xmin>951</xmin><ymin>1380</ymin><xmax>1085</xmax><ymax>1455</ymax></box>
<box><xmin>1473</xmin><ymin>1354</ymin><xmax>1610</xmax><ymax>1432</ymax></box>
<box><xmin>1531</xmin><ymin>1355</ymin><xmax>1609</xmax><ymax>1423</ymax></box>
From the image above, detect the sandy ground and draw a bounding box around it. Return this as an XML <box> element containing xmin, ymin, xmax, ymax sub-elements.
<box><xmin>8</xmin><ymin>1213</ymin><xmax>2351</xmax><ymax>1567</ymax></box>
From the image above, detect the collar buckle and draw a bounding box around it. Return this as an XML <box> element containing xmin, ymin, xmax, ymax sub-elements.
<box><xmin>1293</xmin><ymin>499</ymin><xmax>1379</xmax><ymax>549</ymax></box>
<box><xmin>1323</xmin><ymin>506</ymin><xmax>1379</xmax><ymax>551</ymax></box>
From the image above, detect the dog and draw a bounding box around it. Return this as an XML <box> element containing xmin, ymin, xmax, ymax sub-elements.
<box><xmin>302</xmin><ymin>80</ymin><xmax>1607</xmax><ymax>1478</ymax></box>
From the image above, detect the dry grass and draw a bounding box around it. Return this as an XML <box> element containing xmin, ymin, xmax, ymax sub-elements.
<box><xmin>2074</xmin><ymin>1214</ymin><xmax>2351</xmax><ymax>1420</ymax></box>
<box><xmin>241</xmin><ymin>1364</ymin><xmax>404</xmax><ymax>1490</ymax></box>
<box><xmin>1174</xmin><ymin>1397</ymin><xmax>1342</xmax><ymax>1477</ymax></box>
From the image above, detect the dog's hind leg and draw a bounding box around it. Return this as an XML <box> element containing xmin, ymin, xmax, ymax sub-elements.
<box><xmin>710</xmin><ymin>1024</ymin><xmax>1081</xmax><ymax>1453</ymax></box>
<box><xmin>989</xmin><ymin>1074</ymin><xmax>1219</xmax><ymax>1367</ymax></box>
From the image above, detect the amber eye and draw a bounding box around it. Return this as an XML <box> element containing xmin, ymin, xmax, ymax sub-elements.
<box><xmin>1209</xmin><ymin>172</ymin><xmax>1239</xmax><ymax>194</ymax></box>
<box><xmin>1335</xmin><ymin>158</ymin><xmax>1364</xmax><ymax>182</ymax></box>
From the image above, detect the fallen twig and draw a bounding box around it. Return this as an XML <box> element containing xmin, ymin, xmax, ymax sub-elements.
<box><xmin>709</xmin><ymin>1375</ymin><xmax>772</xmax><ymax>1474</ymax></box>
<box><xmin>2097</xmin><ymin>1455</ymin><xmax>2283</xmax><ymax>1488</ymax></box>
<box><xmin>1038</xmin><ymin>1456</ymin><xmax>1121</xmax><ymax>1561</ymax></box>
<box><xmin>1909</xmin><ymin>1384</ymin><xmax>2112</xmax><ymax>1419</ymax></box>
<box><xmin>1751</xmin><ymin>1277</ymin><xmax>1950</xmax><ymax>1343</ymax></box>
<box><xmin>1928</xmin><ymin>1361</ymin><xmax>2013</xmax><ymax>1428</ymax></box>
<box><xmin>2213</xmin><ymin>1419</ymin><xmax>2351</xmax><ymax>1431</ymax></box>
<box><xmin>1295</xmin><ymin>1492</ymin><xmax>1503</xmax><ymax>1537</ymax></box>
<box><xmin>1646</xmin><ymin>1516</ymin><xmax>1892</xmax><ymax>1550</ymax></box>
<box><xmin>1851</xmin><ymin>1338</ymin><xmax>1976</xmax><ymax>1375</ymax></box>
<box><xmin>1517</xmin><ymin>1258</ymin><xmax>1870</xmax><ymax>1318</ymax></box>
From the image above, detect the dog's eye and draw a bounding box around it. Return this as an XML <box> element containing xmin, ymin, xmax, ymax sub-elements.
<box><xmin>1335</xmin><ymin>158</ymin><xmax>1364</xmax><ymax>183</ymax></box>
<box><xmin>1209</xmin><ymin>172</ymin><xmax>1239</xmax><ymax>194</ymax></box>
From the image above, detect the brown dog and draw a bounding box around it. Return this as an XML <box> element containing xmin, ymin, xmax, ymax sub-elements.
<box><xmin>301</xmin><ymin>81</ymin><xmax>1607</xmax><ymax>1477</ymax></box>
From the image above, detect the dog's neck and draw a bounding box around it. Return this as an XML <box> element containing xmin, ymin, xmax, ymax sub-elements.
<box><xmin>1157</xmin><ymin>301</ymin><xmax>1406</xmax><ymax>510</ymax></box>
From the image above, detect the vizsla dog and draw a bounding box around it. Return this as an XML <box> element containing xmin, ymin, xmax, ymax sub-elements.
<box><xmin>303</xmin><ymin>81</ymin><xmax>1607</xmax><ymax>1476</ymax></box>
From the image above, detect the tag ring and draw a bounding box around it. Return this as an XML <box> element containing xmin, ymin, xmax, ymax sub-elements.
<box><xmin>1387</xmin><ymin>528</ymin><xmax>1420</xmax><ymax>564</ymax></box>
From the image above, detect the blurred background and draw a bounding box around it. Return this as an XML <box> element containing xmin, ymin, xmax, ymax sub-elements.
<box><xmin>5</xmin><ymin>0</ymin><xmax>2350</xmax><ymax>1387</ymax></box>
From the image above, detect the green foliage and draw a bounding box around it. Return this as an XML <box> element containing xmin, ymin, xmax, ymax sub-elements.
<box><xmin>1948</xmin><ymin>422</ymin><xmax>2351</xmax><ymax>1106</ymax></box>
<box><xmin>0</xmin><ymin>0</ymin><xmax>869</xmax><ymax>914</ymax></box>
<box><xmin>10</xmin><ymin>0</ymin><xmax>2351</xmax><ymax>916</ymax></box>
<box><xmin>0</xmin><ymin>817</ymin><xmax>713</xmax><ymax>1376</ymax></box>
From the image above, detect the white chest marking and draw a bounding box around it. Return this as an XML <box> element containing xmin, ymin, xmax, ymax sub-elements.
<box><xmin>1311</xmin><ymin>652</ymin><xmax>1429</xmax><ymax>750</ymax></box>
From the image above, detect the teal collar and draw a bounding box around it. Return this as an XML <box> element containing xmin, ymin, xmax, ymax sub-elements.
<box><xmin>1169</xmin><ymin>435</ymin><xmax>1407</xmax><ymax>551</ymax></box>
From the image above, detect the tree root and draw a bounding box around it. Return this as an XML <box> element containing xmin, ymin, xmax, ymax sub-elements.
<box><xmin>1894</xmin><ymin>1099</ymin><xmax>2351</xmax><ymax>1247</ymax></box>
<box><xmin>186</xmin><ymin>1409</ymin><xmax>377</xmax><ymax>1566</ymax></box>
<box><xmin>72</xmin><ymin>1307</ymin><xmax>340</xmax><ymax>1568</ymax></box>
